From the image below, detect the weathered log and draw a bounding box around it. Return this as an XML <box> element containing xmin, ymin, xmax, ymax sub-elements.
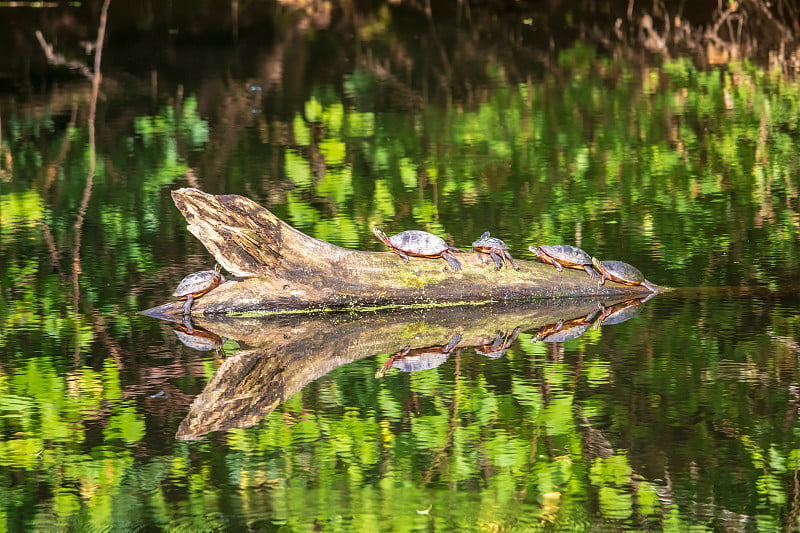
<box><xmin>162</xmin><ymin>188</ymin><xmax>658</xmax><ymax>314</ymax></box>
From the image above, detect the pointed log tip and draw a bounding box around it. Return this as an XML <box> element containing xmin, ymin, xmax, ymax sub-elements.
<box><xmin>141</xmin><ymin>302</ymin><xmax>184</xmax><ymax>321</ymax></box>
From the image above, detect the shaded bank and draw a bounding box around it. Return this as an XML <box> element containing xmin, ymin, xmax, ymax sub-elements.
<box><xmin>3</xmin><ymin>0</ymin><xmax>799</xmax><ymax>96</ymax></box>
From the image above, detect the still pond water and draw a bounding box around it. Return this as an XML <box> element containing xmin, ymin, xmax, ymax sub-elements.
<box><xmin>1</xmin><ymin>6</ymin><xmax>800</xmax><ymax>532</ymax></box>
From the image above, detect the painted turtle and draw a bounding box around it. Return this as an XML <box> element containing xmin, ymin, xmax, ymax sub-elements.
<box><xmin>594</xmin><ymin>298</ymin><xmax>647</xmax><ymax>327</ymax></box>
<box><xmin>173</xmin><ymin>323</ymin><xmax>225</xmax><ymax>352</ymax></box>
<box><xmin>532</xmin><ymin>308</ymin><xmax>603</xmax><ymax>342</ymax></box>
<box><xmin>373</xmin><ymin>228</ymin><xmax>462</xmax><ymax>271</ymax></box>
<box><xmin>475</xmin><ymin>327</ymin><xmax>521</xmax><ymax>359</ymax></box>
<box><xmin>173</xmin><ymin>267</ymin><xmax>225</xmax><ymax>316</ymax></box>
<box><xmin>471</xmin><ymin>232</ymin><xmax>520</xmax><ymax>270</ymax></box>
<box><xmin>375</xmin><ymin>333</ymin><xmax>462</xmax><ymax>377</ymax></box>
<box><xmin>529</xmin><ymin>245</ymin><xmax>599</xmax><ymax>278</ymax></box>
<box><xmin>591</xmin><ymin>258</ymin><xmax>659</xmax><ymax>293</ymax></box>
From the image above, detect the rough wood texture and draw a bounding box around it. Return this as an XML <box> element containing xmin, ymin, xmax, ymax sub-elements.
<box><xmin>165</xmin><ymin>188</ymin><xmax>657</xmax><ymax>314</ymax></box>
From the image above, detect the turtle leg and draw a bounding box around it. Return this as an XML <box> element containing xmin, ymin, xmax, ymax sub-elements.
<box><xmin>597</xmin><ymin>274</ymin><xmax>606</xmax><ymax>287</ymax></box>
<box><xmin>375</xmin><ymin>346</ymin><xmax>411</xmax><ymax>378</ymax></box>
<box><xmin>182</xmin><ymin>294</ymin><xmax>195</xmax><ymax>316</ymax></box>
<box><xmin>583</xmin><ymin>306</ymin><xmax>604</xmax><ymax>325</ymax></box>
<box><xmin>393</xmin><ymin>249</ymin><xmax>411</xmax><ymax>262</ymax></box>
<box><xmin>584</xmin><ymin>264</ymin><xmax>600</xmax><ymax>278</ymax></box>
<box><xmin>181</xmin><ymin>316</ymin><xmax>195</xmax><ymax>334</ymax></box>
<box><xmin>489</xmin><ymin>250</ymin><xmax>504</xmax><ymax>270</ymax></box>
<box><xmin>551</xmin><ymin>259</ymin><xmax>564</xmax><ymax>272</ymax></box>
<box><xmin>443</xmin><ymin>333</ymin><xmax>463</xmax><ymax>353</ymax></box>
<box><xmin>641</xmin><ymin>280</ymin><xmax>660</xmax><ymax>294</ymax></box>
<box><xmin>489</xmin><ymin>331</ymin><xmax>504</xmax><ymax>351</ymax></box>
<box><xmin>504</xmin><ymin>251</ymin><xmax>520</xmax><ymax>271</ymax></box>
<box><xmin>441</xmin><ymin>251</ymin><xmax>462</xmax><ymax>272</ymax></box>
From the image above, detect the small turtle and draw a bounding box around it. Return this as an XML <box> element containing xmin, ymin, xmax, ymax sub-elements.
<box><xmin>173</xmin><ymin>266</ymin><xmax>225</xmax><ymax>316</ymax></box>
<box><xmin>376</xmin><ymin>333</ymin><xmax>462</xmax><ymax>378</ymax></box>
<box><xmin>173</xmin><ymin>324</ymin><xmax>225</xmax><ymax>352</ymax></box>
<box><xmin>532</xmin><ymin>308</ymin><xmax>603</xmax><ymax>342</ymax></box>
<box><xmin>475</xmin><ymin>327</ymin><xmax>521</xmax><ymax>359</ymax></box>
<box><xmin>471</xmin><ymin>232</ymin><xmax>520</xmax><ymax>270</ymax></box>
<box><xmin>591</xmin><ymin>258</ymin><xmax>659</xmax><ymax>293</ymax></box>
<box><xmin>373</xmin><ymin>228</ymin><xmax>462</xmax><ymax>271</ymax></box>
<box><xmin>594</xmin><ymin>299</ymin><xmax>646</xmax><ymax>328</ymax></box>
<box><xmin>529</xmin><ymin>245</ymin><xmax>599</xmax><ymax>278</ymax></box>
<box><xmin>533</xmin><ymin>320</ymin><xmax>592</xmax><ymax>343</ymax></box>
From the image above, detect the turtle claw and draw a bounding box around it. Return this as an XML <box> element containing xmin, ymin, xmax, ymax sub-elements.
<box><xmin>504</xmin><ymin>252</ymin><xmax>521</xmax><ymax>271</ymax></box>
<box><xmin>442</xmin><ymin>251</ymin><xmax>462</xmax><ymax>272</ymax></box>
<box><xmin>584</xmin><ymin>264</ymin><xmax>600</xmax><ymax>278</ymax></box>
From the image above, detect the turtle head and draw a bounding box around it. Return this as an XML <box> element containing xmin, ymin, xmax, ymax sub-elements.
<box><xmin>528</xmin><ymin>245</ymin><xmax>542</xmax><ymax>257</ymax></box>
<box><xmin>372</xmin><ymin>227</ymin><xmax>391</xmax><ymax>246</ymax></box>
<box><xmin>591</xmin><ymin>257</ymin><xmax>603</xmax><ymax>270</ymax></box>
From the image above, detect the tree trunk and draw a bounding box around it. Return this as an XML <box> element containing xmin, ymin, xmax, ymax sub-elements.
<box><xmin>161</xmin><ymin>187</ymin><xmax>657</xmax><ymax>315</ymax></box>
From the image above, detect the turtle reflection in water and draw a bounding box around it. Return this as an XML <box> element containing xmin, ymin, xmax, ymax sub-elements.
<box><xmin>594</xmin><ymin>296</ymin><xmax>653</xmax><ymax>328</ymax></box>
<box><xmin>173</xmin><ymin>323</ymin><xmax>226</xmax><ymax>356</ymax></box>
<box><xmin>529</xmin><ymin>245</ymin><xmax>599</xmax><ymax>278</ymax></box>
<box><xmin>471</xmin><ymin>232</ymin><xmax>520</xmax><ymax>270</ymax></box>
<box><xmin>373</xmin><ymin>228</ymin><xmax>463</xmax><ymax>271</ymax></box>
<box><xmin>532</xmin><ymin>308</ymin><xmax>603</xmax><ymax>343</ymax></box>
<box><xmin>375</xmin><ymin>333</ymin><xmax>462</xmax><ymax>378</ymax></box>
<box><xmin>474</xmin><ymin>327</ymin><xmax>521</xmax><ymax>359</ymax></box>
<box><xmin>173</xmin><ymin>265</ymin><xmax>225</xmax><ymax>317</ymax></box>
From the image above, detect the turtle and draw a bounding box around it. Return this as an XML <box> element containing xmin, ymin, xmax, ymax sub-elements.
<box><xmin>532</xmin><ymin>307</ymin><xmax>604</xmax><ymax>342</ymax></box>
<box><xmin>173</xmin><ymin>266</ymin><xmax>225</xmax><ymax>316</ymax></box>
<box><xmin>173</xmin><ymin>323</ymin><xmax>225</xmax><ymax>352</ymax></box>
<box><xmin>375</xmin><ymin>333</ymin><xmax>462</xmax><ymax>378</ymax></box>
<box><xmin>533</xmin><ymin>320</ymin><xmax>592</xmax><ymax>343</ymax></box>
<box><xmin>474</xmin><ymin>327</ymin><xmax>521</xmax><ymax>359</ymax></box>
<box><xmin>529</xmin><ymin>245</ymin><xmax>599</xmax><ymax>278</ymax></box>
<box><xmin>373</xmin><ymin>228</ymin><xmax>462</xmax><ymax>271</ymax></box>
<box><xmin>533</xmin><ymin>314</ymin><xmax>601</xmax><ymax>342</ymax></box>
<box><xmin>471</xmin><ymin>232</ymin><xmax>520</xmax><ymax>270</ymax></box>
<box><xmin>591</xmin><ymin>258</ymin><xmax>659</xmax><ymax>293</ymax></box>
<box><xmin>594</xmin><ymin>298</ymin><xmax>646</xmax><ymax>328</ymax></box>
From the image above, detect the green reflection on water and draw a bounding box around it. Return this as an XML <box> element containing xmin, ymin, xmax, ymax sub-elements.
<box><xmin>1</xmin><ymin>31</ymin><xmax>800</xmax><ymax>531</ymax></box>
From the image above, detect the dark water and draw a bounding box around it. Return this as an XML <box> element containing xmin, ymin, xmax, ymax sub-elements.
<box><xmin>2</xmin><ymin>3</ymin><xmax>800</xmax><ymax>531</ymax></box>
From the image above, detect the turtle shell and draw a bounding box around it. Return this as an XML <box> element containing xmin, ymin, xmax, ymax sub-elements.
<box><xmin>391</xmin><ymin>352</ymin><xmax>450</xmax><ymax>373</ymax></box>
<box><xmin>594</xmin><ymin>260</ymin><xmax>646</xmax><ymax>284</ymax></box>
<box><xmin>537</xmin><ymin>323</ymin><xmax>592</xmax><ymax>342</ymax></box>
<box><xmin>173</xmin><ymin>270</ymin><xmax>224</xmax><ymax>299</ymax></box>
<box><xmin>174</xmin><ymin>327</ymin><xmax>224</xmax><ymax>351</ymax></box>
<box><xmin>471</xmin><ymin>232</ymin><xmax>510</xmax><ymax>251</ymax></box>
<box><xmin>388</xmin><ymin>230</ymin><xmax>448</xmax><ymax>255</ymax></box>
<box><xmin>599</xmin><ymin>302</ymin><xmax>643</xmax><ymax>326</ymax></box>
<box><xmin>533</xmin><ymin>245</ymin><xmax>592</xmax><ymax>265</ymax></box>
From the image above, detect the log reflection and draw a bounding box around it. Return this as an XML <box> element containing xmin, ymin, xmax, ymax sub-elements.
<box><xmin>143</xmin><ymin>297</ymin><xmax>651</xmax><ymax>440</ymax></box>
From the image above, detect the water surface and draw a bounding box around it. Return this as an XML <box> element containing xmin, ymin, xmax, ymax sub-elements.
<box><xmin>1</xmin><ymin>3</ymin><xmax>800</xmax><ymax>531</ymax></box>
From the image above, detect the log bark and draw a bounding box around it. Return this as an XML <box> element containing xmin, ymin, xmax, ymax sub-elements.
<box><xmin>162</xmin><ymin>188</ymin><xmax>657</xmax><ymax>314</ymax></box>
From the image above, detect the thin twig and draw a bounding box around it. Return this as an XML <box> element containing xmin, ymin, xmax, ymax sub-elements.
<box><xmin>35</xmin><ymin>30</ymin><xmax>94</xmax><ymax>79</ymax></box>
<box><xmin>71</xmin><ymin>0</ymin><xmax>111</xmax><ymax>365</ymax></box>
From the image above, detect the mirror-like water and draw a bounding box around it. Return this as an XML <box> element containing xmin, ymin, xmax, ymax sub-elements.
<box><xmin>2</xmin><ymin>2</ymin><xmax>800</xmax><ymax>530</ymax></box>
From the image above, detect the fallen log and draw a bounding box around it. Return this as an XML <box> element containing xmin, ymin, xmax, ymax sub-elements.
<box><xmin>157</xmin><ymin>188</ymin><xmax>658</xmax><ymax>315</ymax></box>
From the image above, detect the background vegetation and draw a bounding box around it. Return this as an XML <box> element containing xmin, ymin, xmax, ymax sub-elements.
<box><xmin>1</xmin><ymin>0</ymin><xmax>800</xmax><ymax>530</ymax></box>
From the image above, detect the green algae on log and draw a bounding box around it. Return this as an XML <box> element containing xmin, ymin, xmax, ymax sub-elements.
<box><xmin>155</xmin><ymin>188</ymin><xmax>659</xmax><ymax>315</ymax></box>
